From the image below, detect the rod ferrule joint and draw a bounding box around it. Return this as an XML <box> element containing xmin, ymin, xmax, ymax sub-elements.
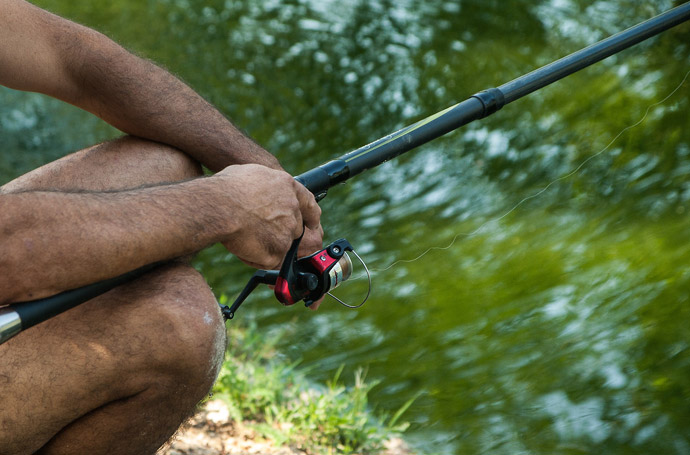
<box><xmin>472</xmin><ymin>88</ymin><xmax>506</xmax><ymax>117</ymax></box>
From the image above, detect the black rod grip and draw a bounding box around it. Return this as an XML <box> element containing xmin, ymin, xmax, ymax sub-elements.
<box><xmin>11</xmin><ymin>262</ymin><xmax>162</xmax><ymax>331</ymax></box>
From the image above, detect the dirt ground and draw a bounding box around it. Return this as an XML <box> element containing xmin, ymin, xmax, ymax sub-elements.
<box><xmin>158</xmin><ymin>400</ymin><xmax>414</xmax><ymax>455</ymax></box>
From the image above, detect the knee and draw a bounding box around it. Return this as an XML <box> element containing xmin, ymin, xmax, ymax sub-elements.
<box><xmin>131</xmin><ymin>263</ymin><xmax>227</xmax><ymax>395</ymax></box>
<box><xmin>114</xmin><ymin>136</ymin><xmax>204</xmax><ymax>182</ymax></box>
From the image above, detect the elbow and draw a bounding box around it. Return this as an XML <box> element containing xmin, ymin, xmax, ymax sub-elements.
<box><xmin>47</xmin><ymin>17</ymin><xmax>122</xmax><ymax>108</ymax></box>
<box><xmin>0</xmin><ymin>265</ymin><xmax>14</xmax><ymax>306</ymax></box>
<box><xmin>0</xmin><ymin>200</ymin><xmax>16</xmax><ymax>303</ymax></box>
<box><xmin>0</xmin><ymin>237</ymin><xmax>49</xmax><ymax>305</ymax></box>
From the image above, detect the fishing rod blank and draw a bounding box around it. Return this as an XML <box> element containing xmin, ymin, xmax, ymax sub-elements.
<box><xmin>296</xmin><ymin>2</ymin><xmax>690</xmax><ymax>196</ymax></box>
<box><xmin>1</xmin><ymin>3</ymin><xmax>689</xmax><ymax>346</ymax></box>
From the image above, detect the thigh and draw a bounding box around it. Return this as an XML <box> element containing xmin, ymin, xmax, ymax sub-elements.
<box><xmin>0</xmin><ymin>135</ymin><xmax>202</xmax><ymax>194</ymax></box>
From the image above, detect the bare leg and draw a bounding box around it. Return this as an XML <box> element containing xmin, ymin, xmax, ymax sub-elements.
<box><xmin>1</xmin><ymin>136</ymin><xmax>203</xmax><ymax>193</ymax></box>
<box><xmin>0</xmin><ymin>137</ymin><xmax>227</xmax><ymax>455</ymax></box>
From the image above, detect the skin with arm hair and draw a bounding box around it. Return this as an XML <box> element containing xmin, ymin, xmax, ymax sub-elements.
<box><xmin>0</xmin><ymin>0</ymin><xmax>323</xmax><ymax>305</ymax></box>
<box><xmin>0</xmin><ymin>165</ymin><xmax>321</xmax><ymax>305</ymax></box>
<box><xmin>0</xmin><ymin>0</ymin><xmax>277</xmax><ymax>172</ymax></box>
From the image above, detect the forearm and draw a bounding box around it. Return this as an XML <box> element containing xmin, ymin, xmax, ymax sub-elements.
<box><xmin>64</xmin><ymin>29</ymin><xmax>279</xmax><ymax>171</ymax></box>
<box><xmin>0</xmin><ymin>178</ymin><xmax>231</xmax><ymax>304</ymax></box>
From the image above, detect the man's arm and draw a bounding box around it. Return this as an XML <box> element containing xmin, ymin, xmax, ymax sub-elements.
<box><xmin>0</xmin><ymin>1</ymin><xmax>325</xmax><ymax>306</ymax></box>
<box><xmin>0</xmin><ymin>0</ymin><xmax>278</xmax><ymax>172</ymax></box>
<box><xmin>0</xmin><ymin>165</ymin><xmax>321</xmax><ymax>305</ymax></box>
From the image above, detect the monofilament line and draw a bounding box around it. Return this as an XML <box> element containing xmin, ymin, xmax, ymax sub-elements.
<box><xmin>373</xmin><ymin>68</ymin><xmax>690</xmax><ymax>274</ymax></box>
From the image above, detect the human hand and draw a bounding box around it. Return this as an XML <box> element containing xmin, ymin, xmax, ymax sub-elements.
<box><xmin>299</xmin><ymin>224</ymin><xmax>324</xmax><ymax>257</ymax></box>
<box><xmin>214</xmin><ymin>164</ymin><xmax>322</xmax><ymax>270</ymax></box>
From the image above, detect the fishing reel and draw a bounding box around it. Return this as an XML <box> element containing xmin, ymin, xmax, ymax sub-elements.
<box><xmin>220</xmin><ymin>234</ymin><xmax>370</xmax><ymax>320</ymax></box>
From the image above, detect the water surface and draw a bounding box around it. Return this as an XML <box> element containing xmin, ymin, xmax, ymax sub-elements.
<box><xmin>2</xmin><ymin>1</ymin><xmax>689</xmax><ymax>453</ymax></box>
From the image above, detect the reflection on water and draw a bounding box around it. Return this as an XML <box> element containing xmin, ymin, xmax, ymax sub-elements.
<box><xmin>3</xmin><ymin>1</ymin><xmax>689</xmax><ymax>453</ymax></box>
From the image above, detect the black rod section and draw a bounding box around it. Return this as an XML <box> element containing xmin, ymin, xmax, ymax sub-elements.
<box><xmin>499</xmin><ymin>2</ymin><xmax>690</xmax><ymax>103</ymax></box>
<box><xmin>296</xmin><ymin>2</ymin><xmax>690</xmax><ymax>195</ymax></box>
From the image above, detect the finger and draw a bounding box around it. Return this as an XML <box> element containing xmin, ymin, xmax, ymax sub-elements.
<box><xmin>239</xmin><ymin>253</ymin><xmax>282</xmax><ymax>270</ymax></box>
<box><xmin>222</xmin><ymin>237</ymin><xmax>284</xmax><ymax>270</ymax></box>
<box><xmin>293</xmin><ymin>182</ymin><xmax>321</xmax><ymax>230</ymax></box>
<box><xmin>297</xmin><ymin>224</ymin><xmax>324</xmax><ymax>257</ymax></box>
<box><xmin>291</xmin><ymin>209</ymin><xmax>305</xmax><ymax>239</ymax></box>
<box><xmin>266</xmin><ymin>234</ymin><xmax>293</xmax><ymax>269</ymax></box>
<box><xmin>308</xmin><ymin>296</ymin><xmax>324</xmax><ymax>311</ymax></box>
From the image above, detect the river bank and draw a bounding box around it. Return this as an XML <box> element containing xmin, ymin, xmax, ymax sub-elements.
<box><xmin>161</xmin><ymin>400</ymin><xmax>414</xmax><ymax>455</ymax></box>
<box><xmin>157</xmin><ymin>320</ymin><xmax>416</xmax><ymax>455</ymax></box>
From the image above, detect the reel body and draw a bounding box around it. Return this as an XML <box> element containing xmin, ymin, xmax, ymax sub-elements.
<box><xmin>221</xmin><ymin>236</ymin><xmax>361</xmax><ymax>320</ymax></box>
<box><xmin>275</xmin><ymin>238</ymin><xmax>353</xmax><ymax>307</ymax></box>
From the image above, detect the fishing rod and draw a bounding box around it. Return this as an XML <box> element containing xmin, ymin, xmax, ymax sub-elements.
<box><xmin>295</xmin><ymin>2</ymin><xmax>690</xmax><ymax>197</ymax></box>
<box><xmin>1</xmin><ymin>2</ymin><xmax>689</xmax><ymax>344</ymax></box>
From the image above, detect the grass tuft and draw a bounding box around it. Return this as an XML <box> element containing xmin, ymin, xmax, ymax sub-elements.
<box><xmin>212</xmin><ymin>317</ymin><xmax>413</xmax><ymax>454</ymax></box>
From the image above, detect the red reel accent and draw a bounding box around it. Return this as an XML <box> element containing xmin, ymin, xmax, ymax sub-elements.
<box><xmin>309</xmin><ymin>250</ymin><xmax>337</xmax><ymax>274</ymax></box>
<box><xmin>274</xmin><ymin>276</ymin><xmax>295</xmax><ymax>306</ymax></box>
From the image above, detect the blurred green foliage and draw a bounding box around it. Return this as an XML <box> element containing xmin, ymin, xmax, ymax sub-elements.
<box><xmin>2</xmin><ymin>1</ymin><xmax>689</xmax><ymax>454</ymax></box>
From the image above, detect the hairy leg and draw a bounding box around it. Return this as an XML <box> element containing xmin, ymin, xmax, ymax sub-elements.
<box><xmin>2</xmin><ymin>262</ymin><xmax>226</xmax><ymax>455</ymax></box>
<box><xmin>1</xmin><ymin>135</ymin><xmax>203</xmax><ymax>193</ymax></box>
<box><xmin>0</xmin><ymin>137</ymin><xmax>227</xmax><ymax>455</ymax></box>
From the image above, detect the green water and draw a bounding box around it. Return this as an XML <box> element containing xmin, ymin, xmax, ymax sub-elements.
<box><xmin>2</xmin><ymin>1</ymin><xmax>689</xmax><ymax>453</ymax></box>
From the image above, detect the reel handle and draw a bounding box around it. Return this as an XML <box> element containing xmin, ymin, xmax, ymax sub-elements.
<box><xmin>221</xmin><ymin>269</ymin><xmax>279</xmax><ymax>320</ymax></box>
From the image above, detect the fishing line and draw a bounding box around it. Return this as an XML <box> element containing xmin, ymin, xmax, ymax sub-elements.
<box><xmin>371</xmin><ymin>67</ymin><xmax>690</xmax><ymax>274</ymax></box>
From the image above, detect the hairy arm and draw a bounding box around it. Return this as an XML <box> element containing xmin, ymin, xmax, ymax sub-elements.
<box><xmin>0</xmin><ymin>165</ymin><xmax>321</xmax><ymax>305</ymax></box>
<box><xmin>0</xmin><ymin>0</ymin><xmax>279</xmax><ymax>171</ymax></box>
<box><xmin>0</xmin><ymin>1</ymin><xmax>325</xmax><ymax>305</ymax></box>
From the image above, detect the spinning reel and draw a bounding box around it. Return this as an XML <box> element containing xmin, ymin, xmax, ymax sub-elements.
<box><xmin>220</xmin><ymin>234</ymin><xmax>370</xmax><ymax>320</ymax></box>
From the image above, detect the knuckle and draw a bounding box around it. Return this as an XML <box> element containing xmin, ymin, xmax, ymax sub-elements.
<box><xmin>286</xmin><ymin>198</ymin><xmax>301</xmax><ymax>215</ymax></box>
<box><xmin>277</xmin><ymin>171</ymin><xmax>293</xmax><ymax>184</ymax></box>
